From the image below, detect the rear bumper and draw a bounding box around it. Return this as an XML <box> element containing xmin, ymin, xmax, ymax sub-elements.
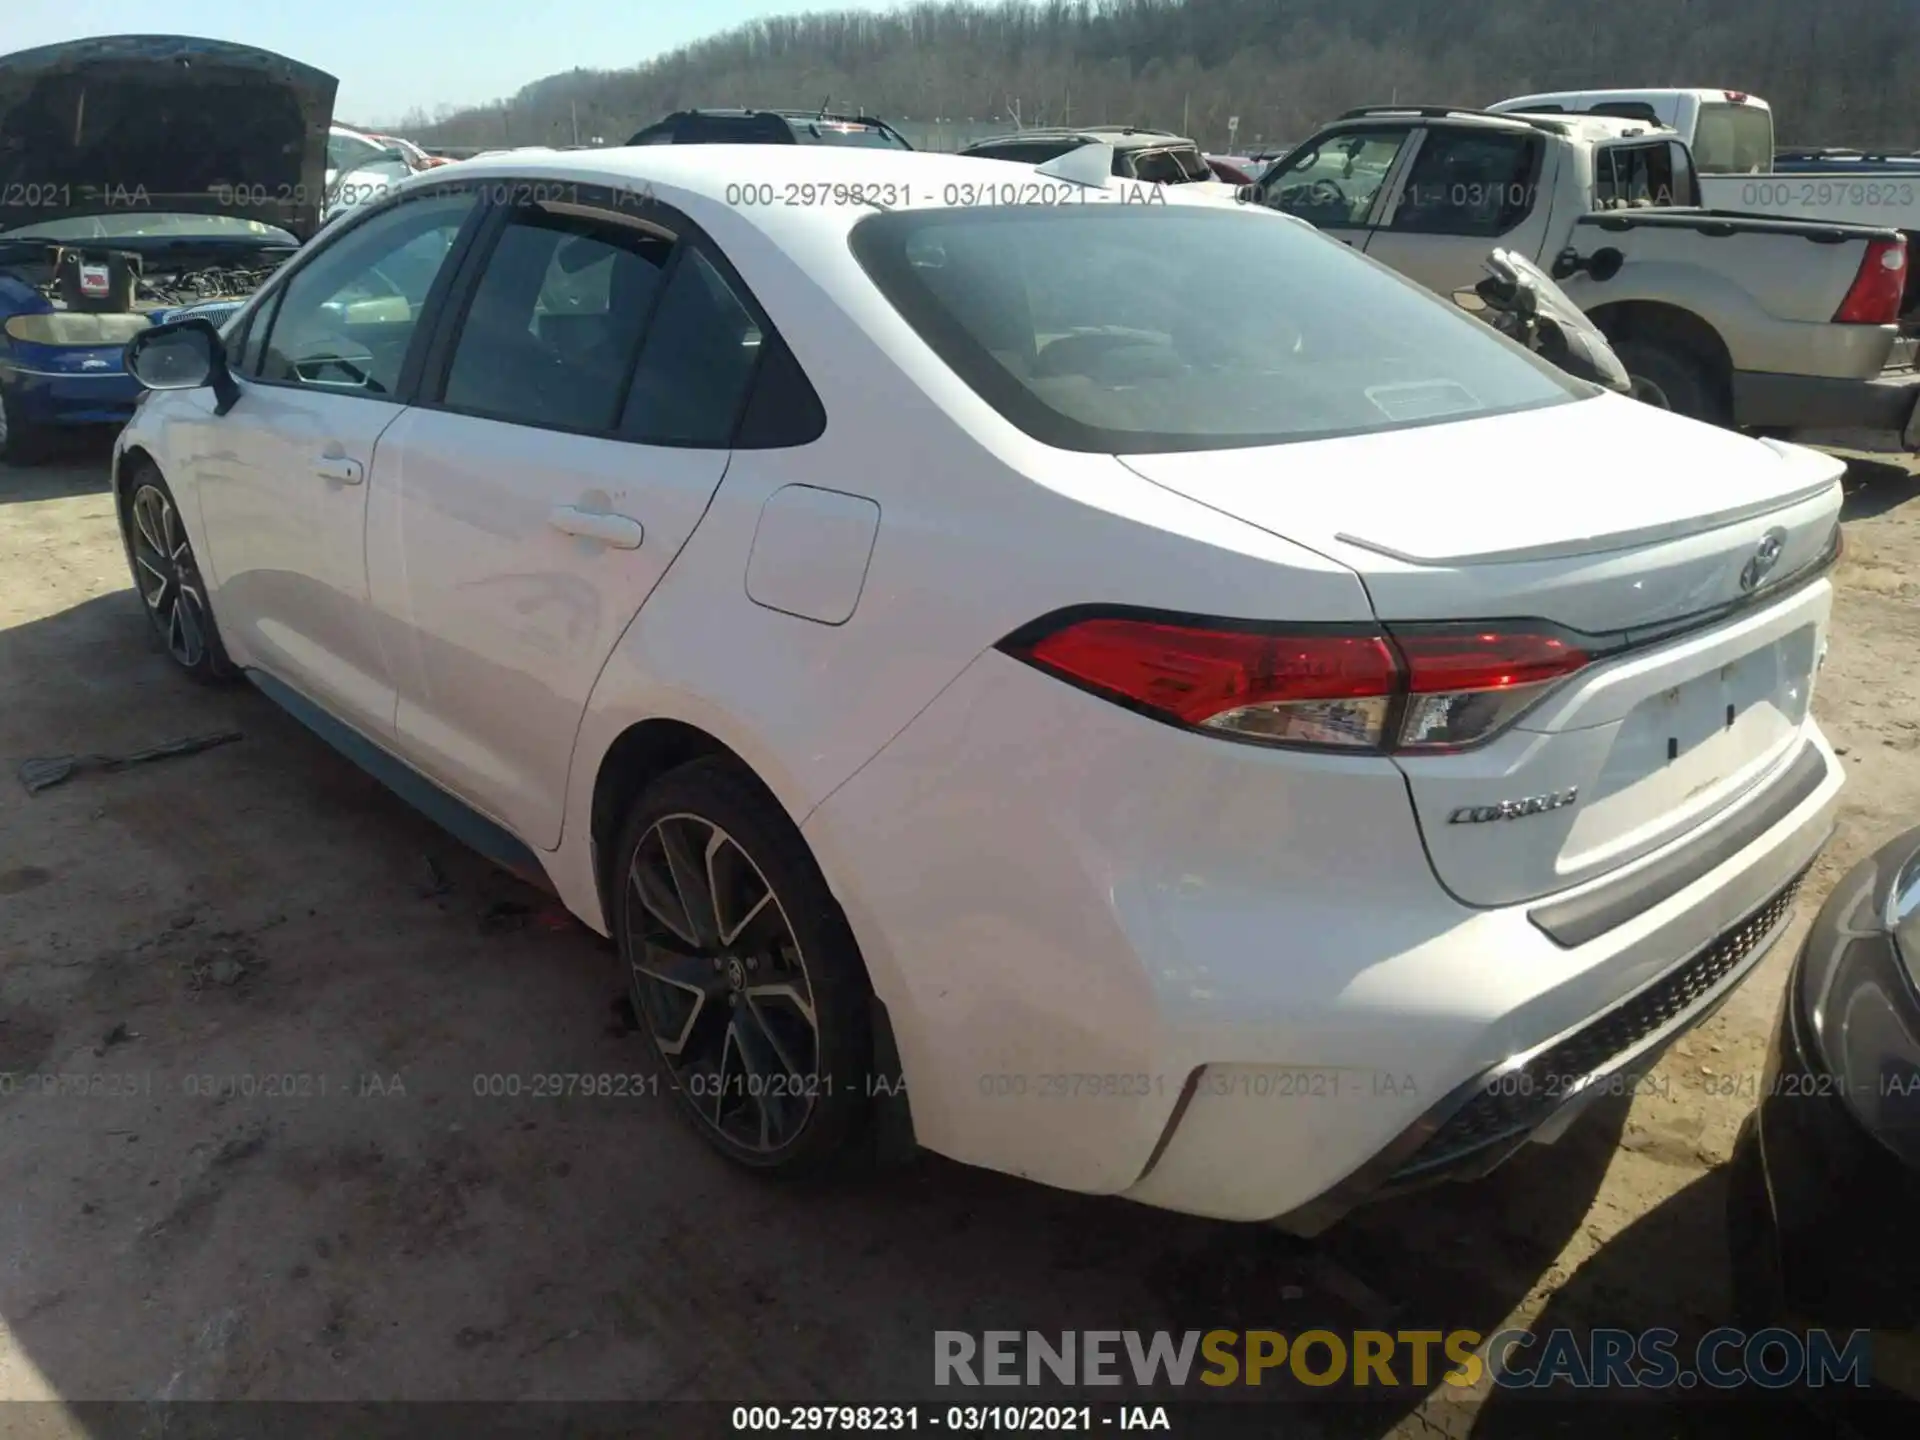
<box><xmin>804</xmin><ymin>639</ymin><xmax>1846</xmax><ymax>1225</ymax></box>
<box><xmin>1731</xmin><ymin>363</ymin><xmax>1920</xmax><ymax>447</ymax></box>
<box><xmin>1268</xmin><ymin>739</ymin><xmax>1838</xmax><ymax>1233</ymax></box>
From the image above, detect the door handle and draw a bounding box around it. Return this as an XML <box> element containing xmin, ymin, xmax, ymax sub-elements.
<box><xmin>548</xmin><ymin>505</ymin><xmax>644</xmax><ymax>549</ymax></box>
<box><xmin>314</xmin><ymin>456</ymin><xmax>363</xmax><ymax>484</ymax></box>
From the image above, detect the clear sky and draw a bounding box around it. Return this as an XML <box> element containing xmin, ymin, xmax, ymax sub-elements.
<box><xmin>4</xmin><ymin>0</ymin><xmax>908</xmax><ymax>126</ymax></box>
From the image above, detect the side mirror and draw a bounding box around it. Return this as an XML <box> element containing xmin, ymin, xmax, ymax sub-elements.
<box><xmin>1550</xmin><ymin>246</ymin><xmax>1625</xmax><ymax>284</ymax></box>
<box><xmin>124</xmin><ymin>317</ymin><xmax>241</xmax><ymax>414</ymax></box>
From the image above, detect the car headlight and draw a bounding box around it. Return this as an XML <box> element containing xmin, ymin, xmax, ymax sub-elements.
<box><xmin>1799</xmin><ymin>826</ymin><xmax>1920</xmax><ymax>1166</ymax></box>
<box><xmin>5</xmin><ymin>312</ymin><xmax>154</xmax><ymax>347</ymax></box>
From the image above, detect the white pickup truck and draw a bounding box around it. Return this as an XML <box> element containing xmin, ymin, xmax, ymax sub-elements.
<box><xmin>1488</xmin><ymin>89</ymin><xmax>1920</xmax><ymax>269</ymax></box>
<box><xmin>1252</xmin><ymin>106</ymin><xmax>1920</xmax><ymax>447</ymax></box>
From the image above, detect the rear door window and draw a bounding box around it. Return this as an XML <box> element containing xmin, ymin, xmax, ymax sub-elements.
<box><xmin>1389</xmin><ymin>128</ymin><xmax>1542</xmax><ymax>235</ymax></box>
<box><xmin>1596</xmin><ymin>141</ymin><xmax>1696</xmax><ymax>209</ymax></box>
<box><xmin>620</xmin><ymin>247</ymin><xmax>764</xmax><ymax>445</ymax></box>
<box><xmin>438</xmin><ymin>207</ymin><xmax>673</xmax><ymax>432</ymax></box>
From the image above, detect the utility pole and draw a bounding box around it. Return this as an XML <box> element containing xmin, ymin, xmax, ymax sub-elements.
<box><xmin>571</xmin><ymin>100</ymin><xmax>580</xmax><ymax>146</ymax></box>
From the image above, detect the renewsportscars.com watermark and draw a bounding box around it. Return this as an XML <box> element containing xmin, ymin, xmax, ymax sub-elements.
<box><xmin>934</xmin><ymin>1328</ymin><xmax>1876</xmax><ymax>1391</ymax></box>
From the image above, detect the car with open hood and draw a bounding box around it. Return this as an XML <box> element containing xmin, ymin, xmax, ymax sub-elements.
<box><xmin>0</xmin><ymin>34</ymin><xmax>332</xmax><ymax>463</ymax></box>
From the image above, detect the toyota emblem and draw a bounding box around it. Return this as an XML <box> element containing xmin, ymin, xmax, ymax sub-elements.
<box><xmin>1739</xmin><ymin>528</ymin><xmax>1786</xmax><ymax>593</ymax></box>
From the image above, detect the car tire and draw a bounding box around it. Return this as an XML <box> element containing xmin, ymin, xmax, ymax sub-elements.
<box><xmin>118</xmin><ymin>463</ymin><xmax>237</xmax><ymax>683</ymax></box>
<box><xmin>1724</xmin><ymin>1113</ymin><xmax>1786</xmax><ymax>1327</ymax></box>
<box><xmin>0</xmin><ymin>388</ymin><xmax>52</xmax><ymax>466</ymax></box>
<box><xmin>1612</xmin><ymin>338</ymin><xmax>1728</xmax><ymax>426</ymax></box>
<box><xmin>613</xmin><ymin>756</ymin><xmax>875</xmax><ymax>1175</ymax></box>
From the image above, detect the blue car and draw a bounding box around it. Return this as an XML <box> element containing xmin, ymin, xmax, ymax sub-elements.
<box><xmin>0</xmin><ymin>34</ymin><xmax>335</xmax><ymax>463</ymax></box>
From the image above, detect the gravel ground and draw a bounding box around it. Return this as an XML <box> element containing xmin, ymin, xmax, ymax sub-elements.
<box><xmin>1</xmin><ymin>436</ymin><xmax>1915</xmax><ymax>1438</ymax></box>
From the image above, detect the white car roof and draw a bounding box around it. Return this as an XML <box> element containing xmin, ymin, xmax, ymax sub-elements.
<box><xmin>381</xmin><ymin>143</ymin><xmax>1239</xmax><ymax>245</ymax></box>
<box><xmin>1498</xmin><ymin>87</ymin><xmax>1772</xmax><ymax>110</ymax></box>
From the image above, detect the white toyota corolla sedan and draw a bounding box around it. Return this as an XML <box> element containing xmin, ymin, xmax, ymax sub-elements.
<box><xmin>114</xmin><ymin>142</ymin><xmax>1845</xmax><ymax>1229</ymax></box>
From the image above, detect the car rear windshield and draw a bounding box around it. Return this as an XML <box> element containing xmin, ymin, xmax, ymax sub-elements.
<box><xmin>1692</xmin><ymin>103</ymin><xmax>1774</xmax><ymax>175</ymax></box>
<box><xmin>1131</xmin><ymin>146</ymin><xmax>1211</xmax><ymax>184</ymax></box>
<box><xmin>848</xmin><ymin>205</ymin><xmax>1584</xmax><ymax>454</ymax></box>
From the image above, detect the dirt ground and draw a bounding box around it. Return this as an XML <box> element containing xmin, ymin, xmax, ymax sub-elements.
<box><xmin>1</xmin><ymin>435</ymin><xmax>1917</xmax><ymax>1438</ymax></box>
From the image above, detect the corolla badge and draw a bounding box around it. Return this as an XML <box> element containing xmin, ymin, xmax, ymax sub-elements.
<box><xmin>1739</xmin><ymin>528</ymin><xmax>1787</xmax><ymax>593</ymax></box>
<box><xmin>1448</xmin><ymin>788</ymin><xmax>1578</xmax><ymax>824</ymax></box>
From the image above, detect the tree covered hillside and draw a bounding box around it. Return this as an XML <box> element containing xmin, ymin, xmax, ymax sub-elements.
<box><xmin>400</xmin><ymin>0</ymin><xmax>1920</xmax><ymax>153</ymax></box>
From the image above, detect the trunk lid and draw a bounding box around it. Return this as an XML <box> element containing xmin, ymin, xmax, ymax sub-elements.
<box><xmin>0</xmin><ymin>35</ymin><xmax>337</xmax><ymax>240</ymax></box>
<box><xmin>1121</xmin><ymin>394</ymin><xmax>1845</xmax><ymax>907</ymax></box>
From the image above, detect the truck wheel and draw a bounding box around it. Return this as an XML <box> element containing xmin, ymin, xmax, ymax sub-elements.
<box><xmin>1612</xmin><ymin>339</ymin><xmax>1728</xmax><ymax>426</ymax></box>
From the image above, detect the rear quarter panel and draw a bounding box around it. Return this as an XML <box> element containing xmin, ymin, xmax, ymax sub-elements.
<box><xmin>1561</xmin><ymin>220</ymin><xmax>1898</xmax><ymax>377</ymax></box>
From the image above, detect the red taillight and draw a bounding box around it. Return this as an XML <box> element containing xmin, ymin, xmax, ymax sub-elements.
<box><xmin>1020</xmin><ymin>619</ymin><xmax>1399</xmax><ymax>748</ymax></box>
<box><xmin>1834</xmin><ymin>238</ymin><xmax>1907</xmax><ymax>325</ymax></box>
<box><xmin>1006</xmin><ymin>615</ymin><xmax>1589</xmax><ymax>752</ymax></box>
<box><xmin>1393</xmin><ymin>628</ymin><xmax>1590</xmax><ymax>749</ymax></box>
<box><xmin>1723</xmin><ymin>91</ymin><xmax>1750</xmax><ymax>103</ymax></box>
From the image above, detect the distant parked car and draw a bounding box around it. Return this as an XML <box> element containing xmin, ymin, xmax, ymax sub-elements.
<box><xmin>1204</xmin><ymin>155</ymin><xmax>1255</xmax><ymax>185</ymax></box>
<box><xmin>1243</xmin><ymin>147</ymin><xmax>1293</xmax><ymax>180</ymax></box>
<box><xmin>958</xmin><ymin>126</ymin><xmax>1221</xmax><ymax>187</ymax></box>
<box><xmin>327</xmin><ymin>124</ymin><xmax>394</xmax><ymax>188</ymax></box>
<box><xmin>0</xmin><ymin>34</ymin><xmax>323</xmax><ymax>462</ymax></box>
<box><xmin>626</xmin><ymin>108</ymin><xmax>913</xmax><ymax>149</ymax></box>
<box><xmin>368</xmin><ymin>134</ymin><xmax>451</xmax><ymax>170</ymax></box>
<box><xmin>1253</xmin><ymin>105</ymin><xmax>1920</xmax><ymax>439</ymax></box>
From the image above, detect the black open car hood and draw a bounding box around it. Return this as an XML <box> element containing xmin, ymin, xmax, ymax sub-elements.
<box><xmin>0</xmin><ymin>35</ymin><xmax>336</xmax><ymax>240</ymax></box>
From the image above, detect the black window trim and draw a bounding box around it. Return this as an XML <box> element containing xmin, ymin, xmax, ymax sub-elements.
<box><xmin>210</xmin><ymin>268</ymin><xmax>283</xmax><ymax>380</ymax></box>
<box><xmin>234</xmin><ymin>286</ymin><xmax>285</xmax><ymax>378</ymax></box>
<box><xmin>1380</xmin><ymin>123</ymin><xmax>1547</xmax><ymax>239</ymax></box>
<box><xmin>237</xmin><ymin>180</ymin><xmax>490</xmax><ymax>404</ymax></box>
<box><xmin>411</xmin><ymin>184</ymin><xmax>815</xmax><ymax>451</ymax></box>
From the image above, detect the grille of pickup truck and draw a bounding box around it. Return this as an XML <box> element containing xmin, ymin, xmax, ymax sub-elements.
<box><xmin>1387</xmin><ymin>870</ymin><xmax>1806</xmax><ymax>1185</ymax></box>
